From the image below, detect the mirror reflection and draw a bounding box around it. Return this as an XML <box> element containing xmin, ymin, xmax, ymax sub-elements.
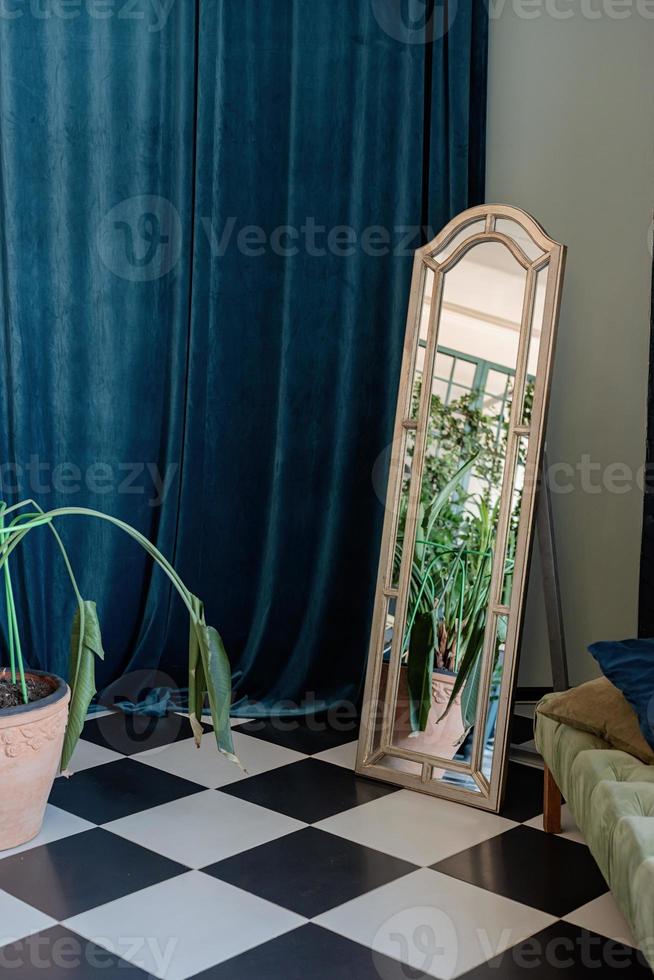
<box><xmin>390</xmin><ymin>243</ymin><xmax>528</xmax><ymax>779</ymax></box>
<box><xmin>358</xmin><ymin>207</ymin><xmax>565</xmax><ymax>810</ymax></box>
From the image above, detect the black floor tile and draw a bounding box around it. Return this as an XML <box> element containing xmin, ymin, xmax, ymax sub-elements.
<box><xmin>204</xmin><ymin>827</ymin><xmax>416</xmax><ymax>918</ymax></box>
<box><xmin>0</xmin><ymin>829</ymin><xmax>186</xmax><ymax>920</ymax></box>
<box><xmin>501</xmin><ymin>762</ymin><xmax>545</xmax><ymax>822</ymax></box>
<box><xmin>0</xmin><ymin>926</ymin><xmax>155</xmax><ymax>977</ymax></box>
<box><xmin>81</xmin><ymin>710</ymin><xmax>210</xmax><ymax>756</ymax></box>
<box><xmin>192</xmin><ymin>924</ymin><xmax>422</xmax><ymax>979</ymax></box>
<box><xmin>459</xmin><ymin>920</ymin><xmax>651</xmax><ymax>978</ymax></box>
<box><xmin>234</xmin><ymin>715</ymin><xmax>359</xmax><ymax>755</ymax></box>
<box><xmin>432</xmin><ymin>825</ymin><xmax>608</xmax><ymax>918</ymax></box>
<box><xmin>49</xmin><ymin>758</ymin><xmax>204</xmax><ymax>823</ymax></box>
<box><xmin>218</xmin><ymin>758</ymin><xmax>396</xmax><ymax>823</ymax></box>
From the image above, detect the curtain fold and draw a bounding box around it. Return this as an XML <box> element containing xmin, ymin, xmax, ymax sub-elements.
<box><xmin>0</xmin><ymin>4</ymin><xmax>198</xmax><ymax>695</ymax></box>
<box><xmin>0</xmin><ymin>1</ymin><xmax>488</xmax><ymax>713</ymax></box>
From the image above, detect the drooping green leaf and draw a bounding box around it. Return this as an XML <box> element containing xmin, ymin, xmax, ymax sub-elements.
<box><xmin>406</xmin><ymin>611</ymin><xmax>435</xmax><ymax>733</ymax></box>
<box><xmin>422</xmin><ymin>454</ymin><xmax>479</xmax><ymax>545</ymax></box>
<box><xmin>196</xmin><ymin>621</ymin><xmax>238</xmax><ymax>764</ymax></box>
<box><xmin>460</xmin><ymin>640</ymin><xmax>484</xmax><ymax>731</ymax></box>
<box><xmin>442</xmin><ymin>607</ymin><xmax>487</xmax><ymax>717</ymax></box>
<box><xmin>188</xmin><ymin>594</ymin><xmax>207</xmax><ymax>747</ymax></box>
<box><xmin>459</xmin><ymin>614</ymin><xmax>506</xmax><ymax>733</ymax></box>
<box><xmin>414</xmin><ymin>502</ymin><xmax>426</xmax><ymax>565</ymax></box>
<box><xmin>60</xmin><ymin>600</ymin><xmax>105</xmax><ymax>772</ymax></box>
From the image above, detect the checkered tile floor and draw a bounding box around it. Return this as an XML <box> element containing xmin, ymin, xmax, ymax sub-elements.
<box><xmin>0</xmin><ymin>706</ymin><xmax>649</xmax><ymax>978</ymax></box>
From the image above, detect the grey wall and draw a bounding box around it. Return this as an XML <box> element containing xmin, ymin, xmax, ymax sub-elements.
<box><xmin>485</xmin><ymin>5</ymin><xmax>654</xmax><ymax>686</ymax></box>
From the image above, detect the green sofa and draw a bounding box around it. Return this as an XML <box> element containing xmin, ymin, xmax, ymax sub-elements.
<box><xmin>535</xmin><ymin>697</ymin><xmax>654</xmax><ymax>971</ymax></box>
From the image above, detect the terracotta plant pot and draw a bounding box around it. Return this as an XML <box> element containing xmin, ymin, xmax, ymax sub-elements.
<box><xmin>380</xmin><ymin>663</ymin><xmax>466</xmax><ymax>777</ymax></box>
<box><xmin>0</xmin><ymin>670</ymin><xmax>70</xmax><ymax>851</ymax></box>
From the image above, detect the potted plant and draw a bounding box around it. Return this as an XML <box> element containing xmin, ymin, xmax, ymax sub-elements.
<box><xmin>381</xmin><ymin>373</ymin><xmax>531</xmax><ymax>768</ymax></box>
<box><xmin>0</xmin><ymin>498</ymin><xmax>235</xmax><ymax>851</ymax></box>
<box><xmin>387</xmin><ymin>460</ymin><xmax>495</xmax><ymax>765</ymax></box>
<box><xmin>390</xmin><ymin>479</ymin><xmax>519</xmax><ymax>768</ymax></box>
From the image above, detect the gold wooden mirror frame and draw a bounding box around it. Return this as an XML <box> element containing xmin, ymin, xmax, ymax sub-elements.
<box><xmin>356</xmin><ymin>204</ymin><xmax>566</xmax><ymax>812</ymax></box>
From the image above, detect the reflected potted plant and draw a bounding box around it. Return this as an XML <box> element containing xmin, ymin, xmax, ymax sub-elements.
<box><xmin>385</xmin><ymin>382</ymin><xmax>526</xmax><ymax>766</ymax></box>
<box><xmin>388</xmin><ymin>464</ymin><xmax>498</xmax><ymax>764</ymax></box>
<box><xmin>0</xmin><ymin>499</ymin><xmax>235</xmax><ymax>851</ymax></box>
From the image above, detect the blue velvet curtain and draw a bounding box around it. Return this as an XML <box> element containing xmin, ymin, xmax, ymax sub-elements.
<box><xmin>0</xmin><ymin>1</ymin><xmax>487</xmax><ymax>714</ymax></box>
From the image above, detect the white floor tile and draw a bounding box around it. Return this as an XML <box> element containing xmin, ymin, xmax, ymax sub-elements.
<box><xmin>65</xmin><ymin>870</ymin><xmax>305</xmax><ymax>979</ymax></box>
<box><xmin>313</xmin><ymin>741</ymin><xmax>358</xmax><ymax>770</ymax></box>
<box><xmin>315</xmin><ymin>789</ymin><xmax>516</xmax><ymax>866</ymax></box>
<box><xmin>315</xmin><ymin>867</ymin><xmax>555</xmax><ymax>979</ymax></box>
<box><xmin>523</xmin><ymin>804</ymin><xmax>586</xmax><ymax>845</ymax></box>
<box><xmin>66</xmin><ymin>739</ymin><xmax>124</xmax><ymax>773</ymax></box>
<box><xmin>0</xmin><ymin>891</ymin><xmax>55</xmax><ymax>947</ymax></box>
<box><xmin>132</xmin><ymin>729</ymin><xmax>304</xmax><ymax>788</ymax></box>
<box><xmin>0</xmin><ymin>805</ymin><xmax>94</xmax><ymax>861</ymax></box>
<box><xmin>104</xmin><ymin>790</ymin><xmax>306</xmax><ymax>867</ymax></box>
<box><xmin>564</xmin><ymin>891</ymin><xmax>636</xmax><ymax>946</ymax></box>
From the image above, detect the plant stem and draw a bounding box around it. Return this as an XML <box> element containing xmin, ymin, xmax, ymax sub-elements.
<box><xmin>3</xmin><ymin>565</ymin><xmax>16</xmax><ymax>682</ymax></box>
<box><xmin>3</xmin><ymin>562</ymin><xmax>28</xmax><ymax>703</ymax></box>
<box><xmin>40</xmin><ymin>508</ymin><xmax>196</xmax><ymax>619</ymax></box>
<box><xmin>0</xmin><ymin>507</ymin><xmax>16</xmax><ymax>683</ymax></box>
<box><xmin>456</xmin><ymin>555</ymin><xmax>466</xmax><ymax>671</ymax></box>
<box><xmin>0</xmin><ymin>505</ymin><xmax>197</xmax><ymax>623</ymax></box>
<box><xmin>0</xmin><ymin>502</ymin><xmax>203</xmax><ymax>711</ymax></box>
<box><xmin>0</xmin><ymin>505</ymin><xmax>26</xmax><ymax>700</ymax></box>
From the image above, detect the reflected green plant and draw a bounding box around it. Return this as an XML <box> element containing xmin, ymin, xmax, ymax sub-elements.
<box><xmin>395</xmin><ymin>380</ymin><xmax>528</xmax><ymax>734</ymax></box>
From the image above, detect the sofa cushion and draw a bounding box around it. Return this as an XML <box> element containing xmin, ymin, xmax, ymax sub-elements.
<box><xmin>536</xmin><ymin>677</ymin><xmax>654</xmax><ymax>764</ymax></box>
<box><xmin>589</xmin><ymin>637</ymin><xmax>654</xmax><ymax>751</ymax></box>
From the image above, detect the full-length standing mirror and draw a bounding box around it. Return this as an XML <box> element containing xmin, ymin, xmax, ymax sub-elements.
<box><xmin>356</xmin><ymin>205</ymin><xmax>566</xmax><ymax>812</ymax></box>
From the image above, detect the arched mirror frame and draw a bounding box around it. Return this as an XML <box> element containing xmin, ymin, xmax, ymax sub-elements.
<box><xmin>356</xmin><ymin>204</ymin><xmax>567</xmax><ymax>812</ymax></box>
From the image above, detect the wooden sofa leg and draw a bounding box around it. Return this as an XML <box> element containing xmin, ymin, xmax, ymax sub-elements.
<box><xmin>543</xmin><ymin>765</ymin><xmax>562</xmax><ymax>834</ymax></box>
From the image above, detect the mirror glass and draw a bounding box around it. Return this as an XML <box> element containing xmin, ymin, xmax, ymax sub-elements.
<box><xmin>358</xmin><ymin>207</ymin><xmax>565</xmax><ymax>810</ymax></box>
<box><xmin>495</xmin><ymin>217</ymin><xmax>544</xmax><ymax>262</ymax></box>
<box><xmin>390</xmin><ymin>243</ymin><xmax>526</xmax><ymax>777</ymax></box>
<box><xmin>435</xmin><ymin>219</ymin><xmax>486</xmax><ymax>263</ymax></box>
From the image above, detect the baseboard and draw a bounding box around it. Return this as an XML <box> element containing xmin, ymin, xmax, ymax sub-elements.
<box><xmin>514</xmin><ymin>685</ymin><xmax>553</xmax><ymax>703</ymax></box>
<box><xmin>509</xmin><ymin>745</ymin><xmax>544</xmax><ymax>769</ymax></box>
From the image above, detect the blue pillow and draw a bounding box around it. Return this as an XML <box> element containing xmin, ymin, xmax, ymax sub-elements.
<box><xmin>589</xmin><ymin>639</ymin><xmax>654</xmax><ymax>751</ymax></box>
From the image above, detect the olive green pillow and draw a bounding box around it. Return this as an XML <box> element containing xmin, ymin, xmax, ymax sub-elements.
<box><xmin>537</xmin><ymin>676</ymin><xmax>654</xmax><ymax>765</ymax></box>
